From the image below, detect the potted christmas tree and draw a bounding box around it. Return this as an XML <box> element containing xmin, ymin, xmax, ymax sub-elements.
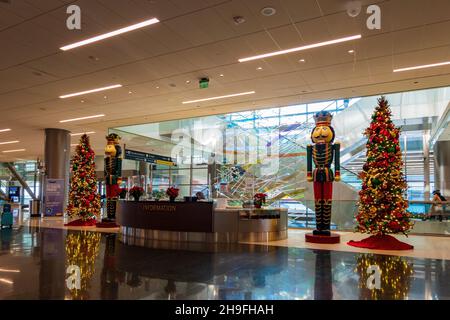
<box><xmin>348</xmin><ymin>97</ymin><xmax>414</xmax><ymax>250</ymax></box>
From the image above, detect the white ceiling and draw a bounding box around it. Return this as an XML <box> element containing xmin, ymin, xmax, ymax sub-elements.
<box><xmin>1</xmin><ymin>0</ymin><xmax>450</xmax><ymax>161</ymax></box>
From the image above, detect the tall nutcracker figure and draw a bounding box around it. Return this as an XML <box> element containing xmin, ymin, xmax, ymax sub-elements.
<box><xmin>306</xmin><ymin>111</ymin><xmax>340</xmax><ymax>240</ymax></box>
<box><xmin>102</xmin><ymin>133</ymin><xmax>122</xmax><ymax>225</ymax></box>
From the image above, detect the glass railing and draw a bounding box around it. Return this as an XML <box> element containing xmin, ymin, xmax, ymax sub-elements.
<box><xmin>279</xmin><ymin>199</ymin><xmax>450</xmax><ymax>236</ymax></box>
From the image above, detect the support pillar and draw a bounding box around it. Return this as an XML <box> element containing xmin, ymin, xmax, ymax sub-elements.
<box><xmin>44</xmin><ymin>128</ymin><xmax>70</xmax><ymax>213</ymax></box>
<box><xmin>434</xmin><ymin>140</ymin><xmax>450</xmax><ymax>197</ymax></box>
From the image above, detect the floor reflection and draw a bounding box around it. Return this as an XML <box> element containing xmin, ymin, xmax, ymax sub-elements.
<box><xmin>0</xmin><ymin>227</ymin><xmax>449</xmax><ymax>300</ymax></box>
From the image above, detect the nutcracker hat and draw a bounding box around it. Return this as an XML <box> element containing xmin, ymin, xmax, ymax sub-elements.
<box><xmin>313</xmin><ymin>111</ymin><xmax>333</xmax><ymax>126</ymax></box>
<box><xmin>106</xmin><ymin>133</ymin><xmax>121</xmax><ymax>141</ymax></box>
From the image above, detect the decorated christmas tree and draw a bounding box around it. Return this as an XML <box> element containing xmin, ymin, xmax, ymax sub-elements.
<box><xmin>348</xmin><ymin>97</ymin><xmax>413</xmax><ymax>250</ymax></box>
<box><xmin>66</xmin><ymin>134</ymin><xmax>101</xmax><ymax>225</ymax></box>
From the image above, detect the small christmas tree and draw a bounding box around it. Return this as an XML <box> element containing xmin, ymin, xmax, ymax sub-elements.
<box><xmin>67</xmin><ymin>134</ymin><xmax>101</xmax><ymax>223</ymax></box>
<box><xmin>348</xmin><ymin>97</ymin><xmax>413</xmax><ymax>250</ymax></box>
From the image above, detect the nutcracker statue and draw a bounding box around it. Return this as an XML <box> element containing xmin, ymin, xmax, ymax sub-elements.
<box><xmin>306</xmin><ymin>111</ymin><xmax>340</xmax><ymax>241</ymax></box>
<box><xmin>102</xmin><ymin>133</ymin><xmax>122</xmax><ymax>225</ymax></box>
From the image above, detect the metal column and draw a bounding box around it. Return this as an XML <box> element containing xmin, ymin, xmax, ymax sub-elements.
<box><xmin>434</xmin><ymin>140</ymin><xmax>450</xmax><ymax>197</ymax></box>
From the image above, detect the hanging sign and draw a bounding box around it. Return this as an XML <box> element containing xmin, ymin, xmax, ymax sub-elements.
<box><xmin>124</xmin><ymin>149</ymin><xmax>176</xmax><ymax>166</ymax></box>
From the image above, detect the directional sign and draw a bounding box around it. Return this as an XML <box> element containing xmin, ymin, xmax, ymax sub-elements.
<box><xmin>124</xmin><ymin>149</ymin><xmax>176</xmax><ymax>166</ymax></box>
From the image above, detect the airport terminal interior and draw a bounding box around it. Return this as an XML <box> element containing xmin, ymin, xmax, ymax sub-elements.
<box><xmin>0</xmin><ymin>0</ymin><xmax>450</xmax><ymax>301</ymax></box>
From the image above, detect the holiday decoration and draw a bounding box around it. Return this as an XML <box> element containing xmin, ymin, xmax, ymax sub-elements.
<box><xmin>98</xmin><ymin>133</ymin><xmax>122</xmax><ymax>227</ymax></box>
<box><xmin>356</xmin><ymin>254</ymin><xmax>413</xmax><ymax>300</ymax></box>
<box><xmin>306</xmin><ymin>111</ymin><xmax>340</xmax><ymax>241</ymax></box>
<box><xmin>65</xmin><ymin>231</ymin><xmax>101</xmax><ymax>299</ymax></box>
<box><xmin>348</xmin><ymin>97</ymin><xmax>413</xmax><ymax>250</ymax></box>
<box><xmin>129</xmin><ymin>186</ymin><xmax>144</xmax><ymax>201</ymax></box>
<box><xmin>119</xmin><ymin>187</ymin><xmax>128</xmax><ymax>200</ymax></box>
<box><xmin>253</xmin><ymin>193</ymin><xmax>267</xmax><ymax>209</ymax></box>
<box><xmin>66</xmin><ymin>134</ymin><xmax>100</xmax><ymax>226</ymax></box>
<box><xmin>166</xmin><ymin>187</ymin><xmax>179</xmax><ymax>202</ymax></box>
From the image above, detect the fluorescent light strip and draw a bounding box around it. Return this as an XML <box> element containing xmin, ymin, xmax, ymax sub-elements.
<box><xmin>71</xmin><ymin>131</ymin><xmax>95</xmax><ymax>136</ymax></box>
<box><xmin>60</xmin><ymin>114</ymin><xmax>105</xmax><ymax>123</ymax></box>
<box><xmin>2</xmin><ymin>149</ymin><xmax>25</xmax><ymax>153</ymax></box>
<box><xmin>238</xmin><ymin>34</ymin><xmax>362</xmax><ymax>62</ymax></box>
<box><xmin>0</xmin><ymin>278</ymin><xmax>13</xmax><ymax>285</ymax></box>
<box><xmin>182</xmin><ymin>91</ymin><xmax>255</xmax><ymax>104</ymax></box>
<box><xmin>0</xmin><ymin>269</ymin><xmax>20</xmax><ymax>273</ymax></box>
<box><xmin>0</xmin><ymin>129</ymin><xmax>11</xmax><ymax>133</ymax></box>
<box><xmin>0</xmin><ymin>140</ymin><xmax>19</xmax><ymax>145</ymax></box>
<box><xmin>59</xmin><ymin>84</ymin><xmax>122</xmax><ymax>99</ymax></box>
<box><xmin>393</xmin><ymin>61</ymin><xmax>450</xmax><ymax>72</ymax></box>
<box><xmin>60</xmin><ymin>18</ymin><xmax>160</xmax><ymax>51</ymax></box>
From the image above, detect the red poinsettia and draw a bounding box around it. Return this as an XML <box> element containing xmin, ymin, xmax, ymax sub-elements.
<box><xmin>166</xmin><ymin>187</ymin><xmax>179</xmax><ymax>198</ymax></box>
<box><xmin>129</xmin><ymin>186</ymin><xmax>144</xmax><ymax>198</ymax></box>
<box><xmin>254</xmin><ymin>193</ymin><xmax>267</xmax><ymax>202</ymax></box>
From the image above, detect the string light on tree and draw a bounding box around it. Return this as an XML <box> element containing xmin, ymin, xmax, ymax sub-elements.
<box><xmin>66</xmin><ymin>134</ymin><xmax>101</xmax><ymax>225</ymax></box>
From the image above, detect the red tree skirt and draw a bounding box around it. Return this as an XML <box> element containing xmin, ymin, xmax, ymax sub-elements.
<box><xmin>347</xmin><ymin>234</ymin><xmax>413</xmax><ymax>250</ymax></box>
<box><xmin>95</xmin><ymin>221</ymin><xmax>119</xmax><ymax>228</ymax></box>
<box><xmin>64</xmin><ymin>218</ymin><xmax>97</xmax><ymax>227</ymax></box>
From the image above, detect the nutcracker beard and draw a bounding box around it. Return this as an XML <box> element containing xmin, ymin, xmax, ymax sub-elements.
<box><xmin>313</xmin><ymin>181</ymin><xmax>333</xmax><ymax>236</ymax></box>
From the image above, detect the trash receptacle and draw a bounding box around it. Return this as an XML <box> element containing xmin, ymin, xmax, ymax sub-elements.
<box><xmin>30</xmin><ymin>200</ymin><xmax>41</xmax><ymax>217</ymax></box>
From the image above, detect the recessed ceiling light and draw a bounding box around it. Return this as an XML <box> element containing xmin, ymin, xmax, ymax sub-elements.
<box><xmin>0</xmin><ymin>140</ymin><xmax>19</xmax><ymax>145</ymax></box>
<box><xmin>156</xmin><ymin>86</ymin><xmax>160</xmax><ymax>89</ymax></box>
<box><xmin>299</xmin><ymin>59</ymin><xmax>305</xmax><ymax>63</ymax></box>
<box><xmin>2</xmin><ymin>149</ymin><xmax>25</xmax><ymax>153</ymax></box>
<box><xmin>59</xmin><ymin>84</ymin><xmax>122</xmax><ymax>99</ymax></box>
<box><xmin>59</xmin><ymin>114</ymin><xmax>105</xmax><ymax>123</ymax></box>
<box><xmin>104</xmin><ymin>95</ymin><xmax>107</xmax><ymax>99</ymax></box>
<box><xmin>186</xmin><ymin>80</ymin><xmax>191</xmax><ymax>84</ymax></box>
<box><xmin>0</xmin><ymin>129</ymin><xmax>11</xmax><ymax>133</ymax></box>
<box><xmin>60</xmin><ymin>17</ymin><xmax>160</xmax><ymax>51</ymax></box>
<box><xmin>128</xmin><ymin>91</ymin><xmax>133</xmax><ymax>94</ymax></box>
<box><xmin>70</xmin><ymin>131</ymin><xmax>95</xmax><ymax>136</ymax></box>
<box><xmin>261</xmin><ymin>7</ymin><xmax>276</xmax><ymax>16</ymax></box>
<box><xmin>348</xmin><ymin>49</ymin><xmax>355</xmax><ymax>54</ymax></box>
<box><xmin>80</xmin><ymin>100</ymin><xmax>85</xmax><ymax>103</ymax></box>
<box><xmin>393</xmin><ymin>61</ymin><xmax>450</xmax><ymax>73</ymax></box>
<box><xmin>182</xmin><ymin>91</ymin><xmax>255</xmax><ymax>104</ymax></box>
<box><xmin>238</xmin><ymin>34</ymin><xmax>361</xmax><ymax>62</ymax></box>
<box><xmin>257</xmin><ymin>67</ymin><xmax>263</xmax><ymax>70</ymax></box>
<box><xmin>219</xmin><ymin>74</ymin><xmax>224</xmax><ymax>77</ymax></box>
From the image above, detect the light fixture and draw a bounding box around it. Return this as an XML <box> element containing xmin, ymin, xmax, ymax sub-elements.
<box><xmin>219</xmin><ymin>74</ymin><xmax>224</xmax><ymax>77</ymax></box>
<box><xmin>348</xmin><ymin>49</ymin><xmax>355</xmax><ymax>54</ymax></box>
<box><xmin>299</xmin><ymin>58</ymin><xmax>305</xmax><ymax>62</ymax></box>
<box><xmin>156</xmin><ymin>86</ymin><xmax>160</xmax><ymax>89</ymax></box>
<box><xmin>261</xmin><ymin>7</ymin><xmax>276</xmax><ymax>16</ymax></box>
<box><xmin>0</xmin><ymin>268</ymin><xmax>20</xmax><ymax>273</ymax></box>
<box><xmin>70</xmin><ymin>131</ymin><xmax>95</xmax><ymax>136</ymax></box>
<box><xmin>2</xmin><ymin>149</ymin><xmax>25</xmax><ymax>153</ymax></box>
<box><xmin>59</xmin><ymin>114</ymin><xmax>105</xmax><ymax>123</ymax></box>
<box><xmin>0</xmin><ymin>140</ymin><xmax>19</xmax><ymax>145</ymax></box>
<box><xmin>59</xmin><ymin>84</ymin><xmax>122</xmax><ymax>99</ymax></box>
<box><xmin>186</xmin><ymin>80</ymin><xmax>191</xmax><ymax>84</ymax></box>
<box><xmin>182</xmin><ymin>91</ymin><xmax>255</xmax><ymax>104</ymax></box>
<box><xmin>257</xmin><ymin>67</ymin><xmax>263</xmax><ymax>70</ymax></box>
<box><xmin>60</xmin><ymin>17</ymin><xmax>160</xmax><ymax>51</ymax></box>
<box><xmin>393</xmin><ymin>61</ymin><xmax>450</xmax><ymax>73</ymax></box>
<box><xmin>238</xmin><ymin>34</ymin><xmax>362</xmax><ymax>62</ymax></box>
<box><xmin>128</xmin><ymin>91</ymin><xmax>133</xmax><ymax>94</ymax></box>
<box><xmin>0</xmin><ymin>278</ymin><xmax>13</xmax><ymax>285</ymax></box>
<box><xmin>0</xmin><ymin>129</ymin><xmax>11</xmax><ymax>133</ymax></box>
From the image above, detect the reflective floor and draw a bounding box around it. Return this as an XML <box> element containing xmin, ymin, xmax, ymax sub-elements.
<box><xmin>0</xmin><ymin>226</ymin><xmax>449</xmax><ymax>300</ymax></box>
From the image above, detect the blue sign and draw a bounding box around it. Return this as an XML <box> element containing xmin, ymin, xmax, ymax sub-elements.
<box><xmin>44</xmin><ymin>179</ymin><xmax>65</xmax><ymax>216</ymax></box>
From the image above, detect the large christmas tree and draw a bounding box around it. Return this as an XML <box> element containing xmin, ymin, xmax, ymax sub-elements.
<box><xmin>67</xmin><ymin>134</ymin><xmax>101</xmax><ymax>223</ymax></box>
<box><xmin>355</xmin><ymin>97</ymin><xmax>413</xmax><ymax>236</ymax></box>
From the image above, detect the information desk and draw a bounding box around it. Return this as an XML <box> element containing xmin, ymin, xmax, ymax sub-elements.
<box><xmin>117</xmin><ymin>201</ymin><xmax>287</xmax><ymax>246</ymax></box>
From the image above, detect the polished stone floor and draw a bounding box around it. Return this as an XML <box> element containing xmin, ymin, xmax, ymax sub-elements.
<box><xmin>0</xmin><ymin>226</ymin><xmax>449</xmax><ymax>300</ymax></box>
